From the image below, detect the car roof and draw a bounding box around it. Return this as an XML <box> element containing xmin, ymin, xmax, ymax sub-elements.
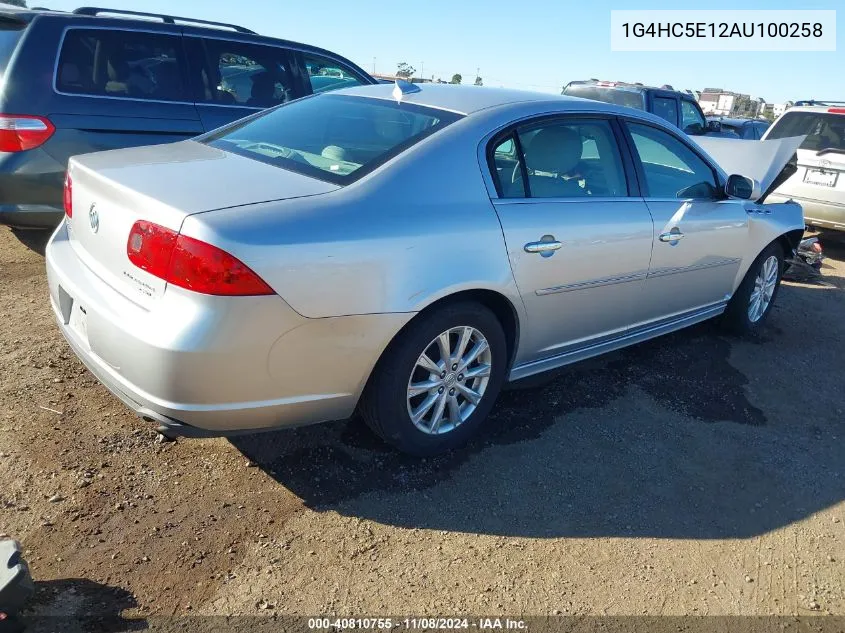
<box><xmin>331</xmin><ymin>83</ymin><xmax>636</xmax><ymax>117</ymax></box>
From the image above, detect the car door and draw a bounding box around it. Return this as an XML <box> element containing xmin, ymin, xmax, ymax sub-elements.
<box><xmin>488</xmin><ymin>116</ymin><xmax>654</xmax><ymax>361</ymax></box>
<box><xmin>183</xmin><ymin>35</ymin><xmax>301</xmax><ymax>132</ymax></box>
<box><xmin>49</xmin><ymin>26</ymin><xmax>203</xmax><ymax>155</ymax></box>
<box><xmin>621</xmin><ymin>120</ymin><xmax>748</xmax><ymax>327</ymax></box>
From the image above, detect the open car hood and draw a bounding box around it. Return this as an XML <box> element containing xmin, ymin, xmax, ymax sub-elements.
<box><xmin>692</xmin><ymin>135</ymin><xmax>806</xmax><ymax>203</ymax></box>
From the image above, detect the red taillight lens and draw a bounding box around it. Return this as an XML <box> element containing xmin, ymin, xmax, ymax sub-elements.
<box><xmin>828</xmin><ymin>108</ymin><xmax>845</xmax><ymax>114</ymax></box>
<box><xmin>63</xmin><ymin>173</ymin><xmax>73</xmax><ymax>218</ymax></box>
<box><xmin>0</xmin><ymin>115</ymin><xmax>55</xmax><ymax>152</ymax></box>
<box><xmin>126</xmin><ymin>221</ymin><xmax>274</xmax><ymax>296</ymax></box>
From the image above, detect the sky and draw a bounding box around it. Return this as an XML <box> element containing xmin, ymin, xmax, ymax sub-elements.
<box><xmin>43</xmin><ymin>0</ymin><xmax>844</xmax><ymax>104</ymax></box>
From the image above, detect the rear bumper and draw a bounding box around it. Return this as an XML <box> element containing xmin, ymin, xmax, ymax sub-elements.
<box><xmin>768</xmin><ymin>193</ymin><xmax>845</xmax><ymax>232</ymax></box>
<box><xmin>45</xmin><ymin>222</ymin><xmax>412</xmax><ymax>434</ymax></box>
<box><xmin>0</xmin><ymin>147</ymin><xmax>65</xmax><ymax>229</ymax></box>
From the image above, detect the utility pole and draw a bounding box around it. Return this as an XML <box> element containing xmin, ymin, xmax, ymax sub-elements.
<box><xmin>420</xmin><ymin>61</ymin><xmax>424</xmax><ymax>80</ymax></box>
<box><xmin>373</xmin><ymin>57</ymin><xmax>376</xmax><ymax>74</ymax></box>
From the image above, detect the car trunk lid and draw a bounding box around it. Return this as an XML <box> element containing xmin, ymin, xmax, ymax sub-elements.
<box><xmin>66</xmin><ymin>140</ymin><xmax>339</xmax><ymax>307</ymax></box>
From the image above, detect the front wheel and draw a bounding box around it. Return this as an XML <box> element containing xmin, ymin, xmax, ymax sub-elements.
<box><xmin>721</xmin><ymin>242</ymin><xmax>784</xmax><ymax>335</ymax></box>
<box><xmin>359</xmin><ymin>302</ymin><xmax>508</xmax><ymax>456</ymax></box>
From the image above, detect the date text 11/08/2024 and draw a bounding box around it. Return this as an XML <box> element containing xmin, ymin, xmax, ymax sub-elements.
<box><xmin>307</xmin><ymin>618</ymin><xmax>527</xmax><ymax>630</ymax></box>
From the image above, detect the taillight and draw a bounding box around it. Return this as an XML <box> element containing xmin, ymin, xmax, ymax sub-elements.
<box><xmin>0</xmin><ymin>115</ymin><xmax>55</xmax><ymax>152</ymax></box>
<box><xmin>126</xmin><ymin>221</ymin><xmax>274</xmax><ymax>296</ymax></box>
<box><xmin>828</xmin><ymin>108</ymin><xmax>845</xmax><ymax>114</ymax></box>
<box><xmin>63</xmin><ymin>173</ymin><xmax>73</xmax><ymax>218</ymax></box>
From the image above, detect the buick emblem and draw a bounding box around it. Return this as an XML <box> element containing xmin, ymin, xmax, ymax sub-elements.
<box><xmin>88</xmin><ymin>203</ymin><xmax>99</xmax><ymax>233</ymax></box>
<box><xmin>820</xmin><ymin>159</ymin><xmax>831</xmax><ymax>171</ymax></box>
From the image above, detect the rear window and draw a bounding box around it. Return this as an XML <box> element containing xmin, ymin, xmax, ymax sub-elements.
<box><xmin>0</xmin><ymin>21</ymin><xmax>24</xmax><ymax>79</ymax></box>
<box><xmin>767</xmin><ymin>111</ymin><xmax>845</xmax><ymax>154</ymax></box>
<box><xmin>56</xmin><ymin>29</ymin><xmax>187</xmax><ymax>102</ymax></box>
<box><xmin>562</xmin><ymin>85</ymin><xmax>646</xmax><ymax>111</ymax></box>
<box><xmin>202</xmin><ymin>94</ymin><xmax>463</xmax><ymax>184</ymax></box>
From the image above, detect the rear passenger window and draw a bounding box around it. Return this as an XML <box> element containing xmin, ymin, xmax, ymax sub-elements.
<box><xmin>56</xmin><ymin>29</ymin><xmax>186</xmax><ymax>102</ymax></box>
<box><xmin>652</xmin><ymin>97</ymin><xmax>679</xmax><ymax>126</ymax></box>
<box><xmin>513</xmin><ymin>119</ymin><xmax>627</xmax><ymax>198</ymax></box>
<box><xmin>302</xmin><ymin>53</ymin><xmax>365</xmax><ymax>94</ymax></box>
<box><xmin>197</xmin><ymin>39</ymin><xmax>295</xmax><ymax>108</ymax></box>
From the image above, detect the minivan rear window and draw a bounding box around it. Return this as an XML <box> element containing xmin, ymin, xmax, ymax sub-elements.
<box><xmin>56</xmin><ymin>29</ymin><xmax>187</xmax><ymax>102</ymax></box>
<box><xmin>202</xmin><ymin>94</ymin><xmax>463</xmax><ymax>184</ymax></box>
<box><xmin>562</xmin><ymin>85</ymin><xmax>646</xmax><ymax>111</ymax></box>
<box><xmin>0</xmin><ymin>21</ymin><xmax>25</xmax><ymax>79</ymax></box>
<box><xmin>767</xmin><ymin>111</ymin><xmax>845</xmax><ymax>154</ymax></box>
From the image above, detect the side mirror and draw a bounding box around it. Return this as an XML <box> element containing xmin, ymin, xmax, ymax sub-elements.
<box><xmin>725</xmin><ymin>174</ymin><xmax>759</xmax><ymax>200</ymax></box>
<box><xmin>707</xmin><ymin>120</ymin><xmax>722</xmax><ymax>133</ymax></box>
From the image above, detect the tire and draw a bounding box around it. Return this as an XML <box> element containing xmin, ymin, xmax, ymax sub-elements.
<box><xmin>721</xmin><ymin>242</ymin><xmax>784</xmax><ymax>335</ymax></box>
<box><xmin>359</xmin><ymin>302</ymin><xmax>508</xmax><ymax>456</ymax></box>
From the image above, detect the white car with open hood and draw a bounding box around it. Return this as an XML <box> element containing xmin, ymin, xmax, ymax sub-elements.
<box><xmin>45</xmin><ymin>82</ymin><xmax>805</xmax><ymax>455</ymax></box>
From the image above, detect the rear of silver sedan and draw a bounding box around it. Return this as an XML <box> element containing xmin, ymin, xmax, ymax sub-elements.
<box><xmin>45</xmin><ymin>140</ymin><xmax>408</xmax><ymax>436</ymax></box>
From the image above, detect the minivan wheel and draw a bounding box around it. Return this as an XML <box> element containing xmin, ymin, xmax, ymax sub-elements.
<box><xmin>359</xmin><ymin>302</ymin><xmax>507</xmax><ymax>456</ymax></box>
<box><xmin>722</xmin><ymin>242</ymin><xmax>784</xmax><ymax>335</ymax></box>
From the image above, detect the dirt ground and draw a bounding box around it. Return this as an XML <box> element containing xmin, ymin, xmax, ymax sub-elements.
<box><xmin>1</xmin><ymin>225</ymin><xmax>843</xmax><ymax>627</ymax></box>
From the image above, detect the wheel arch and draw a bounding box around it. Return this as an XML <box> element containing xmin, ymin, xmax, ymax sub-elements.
<box><xmin>356</xmin><ymin>289</ymin><xmax>522</xmax><ymax>408</ymax></box>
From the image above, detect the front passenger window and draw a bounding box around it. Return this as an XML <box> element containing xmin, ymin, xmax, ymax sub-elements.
<box><xmin>303</xmin><ymin>53</ymin><xmax>365</xmax><ymax>94</ymax></box>
<box><xmin>627</xmin><ymin>122</ymin><xmax>719</xmax><ymax>199</ymax></box>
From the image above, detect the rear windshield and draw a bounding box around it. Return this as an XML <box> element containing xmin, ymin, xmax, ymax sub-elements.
<box><xmin>202</xmin><ymin>94</ymin><xmax>463</xmax><ymax>184</ymax></box>
<box><xmin>562</xmin><ymin>85</ymin><xmax>646</xmax><ymax>111</ymax></box>
<box><xmin>767</xmin><ymin>111</ymin><xmax>845</xmax><ymax>154</ymax></box>
<box><xmin>0</xmin><ymin>21</ymin><xmax>25</xmax><ymax>79</ymax></box>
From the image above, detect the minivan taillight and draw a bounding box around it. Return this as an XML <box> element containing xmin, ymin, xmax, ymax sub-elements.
<box><xmin>0</xmin><ymin>115</ymin><xmax>55</xmax><ymax>152</ymax></box>
<box><xmin>126</xmin><ymin>221</ymin><xmax>274</xmax><ymax>296</ymax></box>
<box><xmin>63</xmin><ymin>173</ymin><xmax>72</xmax><ymax>218</ymax></box>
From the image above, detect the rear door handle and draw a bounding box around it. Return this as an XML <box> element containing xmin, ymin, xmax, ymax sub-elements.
<box><xmin>658</xmin><ymin>230</ymin><xmax>684</xmax><ymax>243</ymax></box>
<box><xmin>524</xmin><ymin>240</ymin><xmax>562</xmax><ymax>254</ymax></box>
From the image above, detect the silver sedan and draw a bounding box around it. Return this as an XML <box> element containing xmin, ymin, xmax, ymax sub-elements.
<box><xmin>46</xmin><ymin>83</ymin><xmax>804</xmax><ymax>455</ymax></box>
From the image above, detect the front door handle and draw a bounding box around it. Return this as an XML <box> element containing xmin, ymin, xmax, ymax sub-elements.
<box><xmin>658</xmin><ymin>229</ymin><xmax>684</xmax><ymax>243</ymax></box>
<box><xmin>524</xmin><ymin>240</ymin><xmax>563</xmax><ymax>254</ymax></box>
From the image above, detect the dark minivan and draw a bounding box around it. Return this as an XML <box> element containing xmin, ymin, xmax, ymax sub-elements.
<box><xmin>0</xmin><ymin>6</ymin><xmax>377</xmax><ymax>229</ymax></box>
<box><xmin>562</xmin><ymin>80</ymin><xmax>715</xmax><ymax>137</ymax></box>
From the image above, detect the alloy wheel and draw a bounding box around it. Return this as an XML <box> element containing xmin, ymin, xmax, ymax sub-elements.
<box><xmin>406</xmin><ymin>326</ymin><xmax>493</xmax><ymax>435</ymax></box>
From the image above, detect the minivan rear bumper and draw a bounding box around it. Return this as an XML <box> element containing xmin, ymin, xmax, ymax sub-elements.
<box><xmin>0</xmin><ymin>147</ymin><xmax>65</xmax><ymax>229</ymax></box>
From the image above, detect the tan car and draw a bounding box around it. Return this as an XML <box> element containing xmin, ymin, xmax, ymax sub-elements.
<box><xmin>762</xmin><ymin>101</ymin><xmax>845</xmax><ymax>233</ymax></box>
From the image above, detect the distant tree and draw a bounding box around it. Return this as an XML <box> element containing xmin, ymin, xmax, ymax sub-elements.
<box><xmin>396</xmin><ymin>62</ymin><xmax>416</xmax><ymax>79</ymax></box>
<box><xmin>474</xmin><ymin>76</ymin><xmax>483</xmax><ymax>86</ymax></box>
<box><xmin>450</xmin><ymin>73</ymin><xmax>462</xmax><ymax>84</ymax></box>
<box><xmin>5</xmin><ymin>0</ymin><xmax>26</xmax><ymax>6</ymax></box>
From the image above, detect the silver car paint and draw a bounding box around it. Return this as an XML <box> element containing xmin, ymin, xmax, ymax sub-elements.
<box><xmin>47</xmin><ymin>84</ymin><xmax>805</xmax><ymax>434</ymax></box>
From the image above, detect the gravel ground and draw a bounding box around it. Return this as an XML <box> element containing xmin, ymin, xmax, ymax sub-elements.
<box><xmin>0</xmin><ymin>226</ymin><xmax>843</xmax><ymax>627</ymax></box>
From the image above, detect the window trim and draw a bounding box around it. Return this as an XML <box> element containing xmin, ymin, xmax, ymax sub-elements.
<box><xmin>485</xmin><ymin>113</ymin><xmax>639</xmax><ymax>200</ymax></box>
<box><xmin>52</xmin><ymin>25</ymin><xmax>195</xmax><ymax>105</ymax></box>
<box><xmin>619</xmin><ymin>117</ymin><xmax>724</xmax><ymax>201</ymax></box>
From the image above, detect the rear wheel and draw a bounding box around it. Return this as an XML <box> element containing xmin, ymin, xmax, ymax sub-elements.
<box><xmin>722</xmin><ymin>242</ymin><xmax>784</xmax><ymax>335</ymax></box>
<box><xmin>359</xmin><ymin>302</ymin><xmax>507</xmax><ymax>456</ymax></box>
